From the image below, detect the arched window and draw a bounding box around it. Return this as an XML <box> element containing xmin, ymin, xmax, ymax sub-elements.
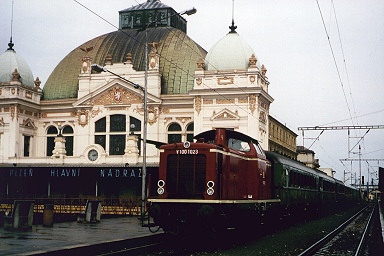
<box><xmin>95</xmin><ymin>117</ymin><xmax>106</xmax><ymax>149</ymax></box>
<box><xmin>186</xmin><ymin>122</ymin><xmax>194</xmax><ymax>142</ymax></box>
<box><xmin>168</xmin><ymin>123</ymin><xmax>182</xmax><ymax>143</ymax></box>
<box><xmin>62</xmin><ymin>126</ymin><xmax>74</xmax><ymax>156</ymax></box>
<box><xmin>24</xmin><ymin>135</ymin><xmax>31</xmax><ymax>157</ymax></box>
<box><xmin>130</xmin><ymin>116</ymin><xmax>142</xmax><ymax>153</ymax></box>
<box><xmin>46</xmin><ymin>126</ymin><xmax>58</xmax><ymax>156</ymax></box>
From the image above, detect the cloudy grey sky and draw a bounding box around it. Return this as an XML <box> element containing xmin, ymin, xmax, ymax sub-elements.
<box><xmin>1</xmin><ymin>0</ymin><xmax>383</xmax><ymax>183</ymax></box>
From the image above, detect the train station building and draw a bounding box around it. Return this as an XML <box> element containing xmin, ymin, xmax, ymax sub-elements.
<box><xmin>0</xmin><ymin>0</ymin><xmax>296</xmax><ymax>202</ymax></box>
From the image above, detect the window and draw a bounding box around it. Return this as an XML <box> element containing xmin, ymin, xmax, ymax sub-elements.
<box><xmin>95</xmin><ymin>117</ymin><xmax>106</xmax><ymax>149</ymax></box>
<box><xmin>110</xmin><ymin>135</ymin><xmax>125</xmax><ymax>155</ymax></box>
<box><xmin>94</xmin><ymin>115</ymin><xmax>141</xmax><ymax>156</ymax></box>
<box><xmin>120</xmin><ymin>13</ymin><xmax>133</xmax><ymax>29</ymax></box>
<box><xmin>24</xmin><ymin>135</ymin><xmax>31</xmax><ymax>157</ymax></box>
<box><xmin>228</xmin><ymin>138</ymin><xmax>250</xmax><ymax>152</ymax></box>
<box><xmin>186</xmin><ymin>123</ymin><xmax>194</xmax><ymax>142</ymax></box>
<box><xmin>167</xmin><ymin>122</ymin><xmax>195</xmax><ymax>143</ymax></box>
<box><xmin>95</xmin><ymin>117</ymin><xmax>106</xmax><ymax>132</ymax></box>
<box><xmin>253</xmin><ymin>142</ymin><xmax>265</xmax><ymax>156</ymax></box>
<box><xmin>133</xmin><ymin>11</ymin><xmax>143</xmax><ymax>27</ymax></box>
<box><xmin>109</xmin><ymin>115</ymin><xmax>126</xmax><ymax>155</ymax></box>
<box><xmin>130</xmin><ymin>116</ymin><xmax>141</xmax><ymax>152</ymax></box>
<box><xmin>46</xmin><ymin>126</ymin><xmax>58</xmax><ymax>156</ymax></box>
<box><xmin>62</xmin><ymin>126</ymin><xmax>74</xmax><ymax>156</ymax></box>
<box><xmin>110</xmin><ymin>115</ymin><xmax>125</xmax><ymax>132</ymax></box>
<box><xmin>168</xmin><ymin>123</ymin><xmax>182</xmax><ymax>143</ymax></box>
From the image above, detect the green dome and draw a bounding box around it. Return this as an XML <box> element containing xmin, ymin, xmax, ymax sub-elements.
<box><xmin>43</xmin><ymin>27</ymin><xmax>206</xmax><ymax>100</ymax></box>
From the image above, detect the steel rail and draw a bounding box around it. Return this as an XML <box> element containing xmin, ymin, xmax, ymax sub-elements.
<box><xmin>30</xmin><ymin>233</ymin><xmax>169</xmax><ymax>256</ymax></box>
<box><xmin>354</xmin><ymin>203</ymin><xmax>376</xmax><ymax>256</ymax></box>
<box><xmin>298</xmin><ymin>205</ymin><xmax>369</xmax><ymax>256</ymax></box>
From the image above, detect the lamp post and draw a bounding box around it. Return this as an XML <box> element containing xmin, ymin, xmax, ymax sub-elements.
<box><xmin>140</xmin><ymin>7</ymin><xmax>196</xmax><ymax>225</ymax></box>
<box><xmin>91</xmin><ymin>63</ymin><xmax>147</xmax><ymax>223</ymax></box>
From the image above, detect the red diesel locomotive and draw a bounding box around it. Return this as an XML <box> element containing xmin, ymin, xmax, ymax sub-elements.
<box><xmin>147</xmin><ymin>128</ymin><xmax>279</xmax><ymax>234</ymax></box>
<box><xmin>147</xmin><ymin>128</ymin><xmax>358</xmax><ymax>234</ymax></box>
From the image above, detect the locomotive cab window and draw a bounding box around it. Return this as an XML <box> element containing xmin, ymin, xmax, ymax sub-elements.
<box><xmin>228</xmin><ymin>138</ymin><xmax>250</xmax><ymax>152</ymax></box>
<box><xmin>253</xmin><ymin>142</ymin><xmax>265</xmax><ymax>156</ymax></box>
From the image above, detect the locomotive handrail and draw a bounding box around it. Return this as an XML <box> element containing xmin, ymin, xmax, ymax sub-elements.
<box><xmin>147</xmin><ymin>198</ymin><xmax>281</xmax><ymax>204</ymax></box>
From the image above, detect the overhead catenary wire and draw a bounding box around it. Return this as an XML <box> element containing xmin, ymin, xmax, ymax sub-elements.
<box><xmin>331</xmin><ymin>0</ymin><xmax>365</xmax><ymax>155</ymax></box>
<box><xmin>315</xmin><ymin>0</ymin><xmax>355</xmax><ymax>129</ymax></box>
<box><xmin>304</xmin><ymin>1</ymin><xmax>374</xmax><ymax>177</ymax></box>
<box><xmin>331</xmin><ymin>0</ymin><xmax>358</xmax><ymax>126</ymax></box>
<box><xmin>318</xmin><ymin>109</ymin><xmax>384</xmax><ymax>127</ymax></box>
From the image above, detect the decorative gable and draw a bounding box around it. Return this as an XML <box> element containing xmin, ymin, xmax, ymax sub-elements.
<box><xmin>22</xmin><ymin>118</ymin><xmax>37</xmax><ymax>129</ymax></box>
<box><xmin>211</xmin><ymin>108</ymin><xmax>240</xmax><ymax>121</ymax></box>
<box><xmin>73</xmin><ymin>79</ymin><xmax>146</xmax><ymax>107</ymax></box>
<box><xmin>92</xmin><ymin>85</ymin><xmax>142</xmax><ymax>106</ymax></box>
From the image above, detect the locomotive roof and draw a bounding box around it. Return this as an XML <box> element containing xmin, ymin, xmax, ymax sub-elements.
<box><xmin>265</xmin><ymin>151</ymin><xmax>339</xmax><ymax>182</ymax></box>
<box><xmin>194</xmin><ymin>129</ymin><xmax>260</xmax><ymax>145</ymax></box>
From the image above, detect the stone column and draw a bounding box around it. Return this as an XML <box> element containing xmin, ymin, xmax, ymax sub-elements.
<box><xmin>124</xmin><ymin>135</ymin><xmax>139</xmax><ymax>164</ymax></box>
<box><xmin>51</xmin><ymin>135</ymin><xmax>66</xmax><ymax>159</ymax></box>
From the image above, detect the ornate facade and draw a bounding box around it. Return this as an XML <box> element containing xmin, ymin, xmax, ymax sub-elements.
<box><xmin>0</xmin><ymin>0</ymin><xmax>292</xmax><ymax>199</ymax></box>
<box><xmin>268</xmin><ymin>115</ymin><xmax>298</xmax><ymax>159</ymax></box>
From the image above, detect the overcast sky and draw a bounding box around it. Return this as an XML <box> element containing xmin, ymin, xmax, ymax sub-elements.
<box><xmin>1</xmin><ymin>0</ymin><xmax>383</xmax><ymax>183</ymax></box>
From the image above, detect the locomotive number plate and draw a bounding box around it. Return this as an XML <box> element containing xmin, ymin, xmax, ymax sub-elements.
<box><xmin>176</xmin><ymin>149</ymin><xmax>199</xmax><ymax>154</ymax></box>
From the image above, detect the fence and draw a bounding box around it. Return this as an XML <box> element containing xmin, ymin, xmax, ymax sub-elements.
<box><xmin>0</xmin><ymin>196</ymin><xmax>142</xmax><ymax>216</ymax></box>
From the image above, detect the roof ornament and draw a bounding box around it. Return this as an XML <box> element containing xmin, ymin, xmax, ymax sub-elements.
<box><xmin>196</xmin><ymin>58</ymin><xmax>205</xmax><ymax>70</ymax></box>
<box><xmin>80</xmin><ymin>46</ymin><xmax>93</xmax><ymax>73</ymax></box>
<box><xmin>261</xmin><ymin>64</ymin><xmax>267</xmax><ymax>76</ymax></box>
<box><xmin>229</xmin><ymin>0</ymin><xmax>237</xmax><ymax>33</ymax></box>
<box><xmin>125</xmin><ymin>53</ymin><xmax>133</xmax><ymax>64</ymax></box>
<box><xmin>34</xmin><ymin>77</ymin><xmax>42</xmax><ymax>89</ymax></box>
<box><xmin>149</xmin><ymin>42</ymin><xmax>160</xmax><ymax>70</ymax></box>
<box><xmin>7</xmin><ymin>38</ymin><xmax>15</xmax><ymax>51</ymax></box>
<box><xmin>249</xmin><ymin>54</ymin><xmax>257</xmax><ymax>68</ymax></box>
<box><xmin>12</xmin><ymin>69</ymin><xmax>21</xmax><ymax>82</ymax></box>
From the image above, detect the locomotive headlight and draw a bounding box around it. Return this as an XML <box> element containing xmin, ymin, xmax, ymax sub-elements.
<box><xmin>157</xmin><ymin>180</ymin><xmax>165</xmax><ymax>195</ymax></box>
<box><xmin>157</xmin><ymin>187</ymin><xmax>165</xmax><ymax>195</ymax></box>
<box><xmin>183</xmin><ymin>141</ymin><xmax>191</xmax><ymax>148</ymax></box>
<box><xmin>158</xmin><ymin>179</ymin><xmax>165</xmax><ymax>188</ymax></box>
<box><xmin>207</xmin><ymin>180</ymin><xmax>215</xmax><ymax>195</ymax></box>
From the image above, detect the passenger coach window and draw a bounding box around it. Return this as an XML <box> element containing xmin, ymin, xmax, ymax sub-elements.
<box><xmin>228</xmin><ymin>138</ymin><xmax>250</xmax><ymax>152</ymax></box>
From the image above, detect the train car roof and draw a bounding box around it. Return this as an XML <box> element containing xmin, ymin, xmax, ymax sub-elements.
<box><xmin>265</xmin><ymin>151</ymin><xmax>335</xmax><ymax>181</ymax></box>
<box><xmin>194</xmin><ymin>129</ymin><xmax>259</xmax><ymax>145</ymax></box>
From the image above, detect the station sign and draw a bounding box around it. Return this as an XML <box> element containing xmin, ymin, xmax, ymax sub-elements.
<box><xmin>2</xmin><ymin>166</ymin><xmax>157</xmax><ymax>180</ymax></box>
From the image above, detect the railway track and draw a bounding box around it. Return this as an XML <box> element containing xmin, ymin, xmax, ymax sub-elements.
<box><xmin>28</xmin><ymin>233</ymin><xmax>172</xmax><ymax>256</ymax></box>
<box><xmin>298</xmin><ymin>203</ymin><xmax>376</xmax><ymax>256</ymax></box>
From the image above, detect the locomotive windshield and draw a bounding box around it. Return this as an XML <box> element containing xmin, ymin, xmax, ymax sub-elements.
<box><xmin>228</xmin><ymin>138</ymin><xmax>250</xmax><ymax>152</ymax></box>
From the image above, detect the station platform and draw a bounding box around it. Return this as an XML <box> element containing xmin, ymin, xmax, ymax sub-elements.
<box><xmin>0</xmin><ymin>217</ymin><xmax>158</xmax><ymax>256</ymax></box>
